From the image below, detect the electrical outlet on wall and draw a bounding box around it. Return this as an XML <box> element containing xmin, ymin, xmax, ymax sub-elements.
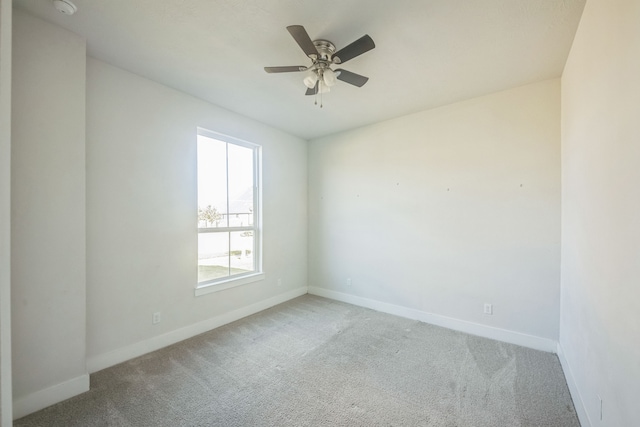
<box><xmin>347</xmin><ymin>278</ymin><xmax>352</xmax><ymax>287</ymax></box>
<box><xmin>152</xmin><ymin>312</ymin><xmax>161</xmax><ymax>324</ymax></box>
<box><xmin>483</xmin><ymin>303</ymin><xmax>493</xmax><ymax>315</ymax></box>
<box><xmin>277</xmin><ymin>278</ymin><xmax>282</xmax><ymax>287</ymax></box>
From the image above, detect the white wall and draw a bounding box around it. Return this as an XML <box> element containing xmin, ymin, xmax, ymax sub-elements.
<box><xmin>0</xmin><ymin>0</ymin><xmax>12</xmax><ymax>423</ymax></box>
<box><xmin>85</xmin><ymin>59</ymin><xmax>308</xmax><ymax>370</ymax></box>
<box><xmin>309</xmin><ymin>80</ymin><xmax>561</xmax><ymax>347</ymax></box>
<box><xmin>560</xmin><ymin>0</ymin><xmax>640</xmax><ymax>425</ymax></box>
<box><xmin>8</xmin><ymin>11</ymin><xmax>307</xmax><ymax>416</ymax></box>
<box><xmin>11</xmin><ymin>10</ymin><xmax>88</xmax><ymax>417</ymax></box>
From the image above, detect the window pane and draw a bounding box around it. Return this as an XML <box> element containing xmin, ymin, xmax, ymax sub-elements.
<box><xmin>197</xmin><ymin>135</ymin><xmax>228</xmax><ymax>228</ymax></box>
<box><xmin>227</xmin><ymin>143</ymin><xmax>254</xmax><ymax>227</ymax></box>
<box><xmin>198</xmin><ymin>232</ymin><xmax>229</xmax><ymax>282</ymax></box>
<box><xmin>196</xmin><ymin>129</ymin><xmax>260</xmax><ymax>288</ymax></box>
<box><xmin>230</xmin><ymin>231</ymin><xmax>254</xmax><ymax>274</ymax></box>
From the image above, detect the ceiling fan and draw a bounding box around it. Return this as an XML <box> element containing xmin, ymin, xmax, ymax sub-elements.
<box><xmin>264</xmin><ymin>25</ymin><xmax>375</xmax><ymax>105</ymax></box>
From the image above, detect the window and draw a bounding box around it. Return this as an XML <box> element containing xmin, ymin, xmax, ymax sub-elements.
<box><xmin>196</xmin><ymin>129</ymin><xmax>261</xmax><ymax>294</ymax></box>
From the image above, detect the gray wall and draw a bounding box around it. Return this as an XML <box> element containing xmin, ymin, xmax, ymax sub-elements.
<box><xmin>308</xmin><ymin>79</ymin><xmax>561</xmax><ymax>346</ymax></box>
<box><xmin>560</xmin><ymin>0</ymin><xmax>640</xmax><ymax>425</ymax></box>
<box><xmin>11</xmin><ymin>10</ymin><xmax>88</xmax><ymax>417</ymax></box>
<box><xmin>0</xmin><ymin>0</ymin><xmax>12</xmax><ymax>423</ymax></box>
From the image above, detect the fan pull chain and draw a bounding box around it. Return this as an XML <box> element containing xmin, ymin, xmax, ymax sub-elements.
<box><xmin>312</xmin><ymin>81</ymin><xmax>323</xmax><ymax>108</ymax></box>
<box><xmin>314</xmin><ymin>82</ymin><xmax>323</xmax><ymax>107</ymax></box>
<box><xmin>314</xmin><ymin>81</ymin><xmax>318</xmax><ymax>106</ymax></box>
<box><xmin>319</xmin><ymin>70</ymin><xmax>323</xmax><ymax>108</ymax></box>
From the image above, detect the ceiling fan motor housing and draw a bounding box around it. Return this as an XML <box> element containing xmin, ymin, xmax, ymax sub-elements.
<box><xmin>312</xmin><ymin>40</ymin><xmax>336</xmax><ymax>62</ymax></box>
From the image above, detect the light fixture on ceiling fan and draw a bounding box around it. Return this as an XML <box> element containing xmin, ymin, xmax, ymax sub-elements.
<box><xmin>303</xmin><ymin>67</ymin><xmax>337</xmax><ymax>94</ymax></box>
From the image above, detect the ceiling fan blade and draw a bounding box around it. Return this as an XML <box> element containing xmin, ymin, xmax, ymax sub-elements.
<box><xmin>333</xmin><ymin>35</ymin><xmax>375</xmax><ymax>64</ymax></box>
<box><xmin>305</xmin><ymin>81</ymin><xmax>318</xmax><ymax>96</ymax></box>
<box><xmin>264</xmin><ymin>66</ymin><xmax>306</xmax><ymax>73</ymax></box>
<box><xmin>287</xmin><ymin>25</ymin><xmax>319</xmax><ymax>58</ymax></box>
<box><xmin>335</xmin><ymin>69</ymin><xmax>369</xmax><ymax>87</ymax></box>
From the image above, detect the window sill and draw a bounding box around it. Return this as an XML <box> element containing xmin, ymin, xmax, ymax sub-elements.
<box><xmin>195</xmin><ymin>272</ymin><xmax>265</xmax><ymax>297</ymax></box>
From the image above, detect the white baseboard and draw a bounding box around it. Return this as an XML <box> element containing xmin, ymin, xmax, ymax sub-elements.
<box><xmin>13</xmin><ymin>374</ymin><xmax>90</xmax><ymax>420</ymax></box>
<box><xmin>557</xmin><ymin>342</ymin><xmax>592</xmax><ymax>427</ymax></box>
<box><xmin>87</xmin><ymin>286</ymin><xmax>308</xmax><ymax>373</ymax></box>
<box><xmin>308</xmin><ymin>287</ymin><xmax>557</xmax><ymax>353</ymax></box>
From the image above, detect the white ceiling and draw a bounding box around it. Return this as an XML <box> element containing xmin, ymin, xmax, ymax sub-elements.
<box><xmin>15</xmin><ymin>0</ymin><xmax>585</xmax><ymax>140</ymax></box>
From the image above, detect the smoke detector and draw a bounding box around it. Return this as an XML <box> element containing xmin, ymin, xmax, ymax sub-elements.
<box><xmin>53</xmin><ymin>0</ymin><xmax>77</xmax><ymax>15</ymax></box>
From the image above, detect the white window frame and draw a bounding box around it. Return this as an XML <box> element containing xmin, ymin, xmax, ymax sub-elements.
<box><xmin>195</xmin><ymin>128</ymin><xmax>263</xmax><ymax>296</ymax></box>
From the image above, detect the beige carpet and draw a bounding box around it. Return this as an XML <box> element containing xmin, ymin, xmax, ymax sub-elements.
<box><xmin>16</xmin><ymin>295</ymin><xmax>580</xmax><ymax>426</ymax></box>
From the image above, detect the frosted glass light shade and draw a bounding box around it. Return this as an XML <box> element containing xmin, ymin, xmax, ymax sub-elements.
<box><xmin>303</xmin><ymin>73</ymin><xmax>318</xmax><ymax>89</ymax></box>
<box><xmin>323</xmin><ymin>68</ymin><xmax>337</xmax><ymax>87</ymax></box>
<box><xmin>318</xmin><ymin>82</ymin><xmax>330</xmax><ymax>94</ymax></box>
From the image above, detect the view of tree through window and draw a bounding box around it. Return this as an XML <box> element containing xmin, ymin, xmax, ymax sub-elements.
<box><xmin>197</xmin><ymin>131</ymin><xmax>260</xmax><ymax>285</ymax></box>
